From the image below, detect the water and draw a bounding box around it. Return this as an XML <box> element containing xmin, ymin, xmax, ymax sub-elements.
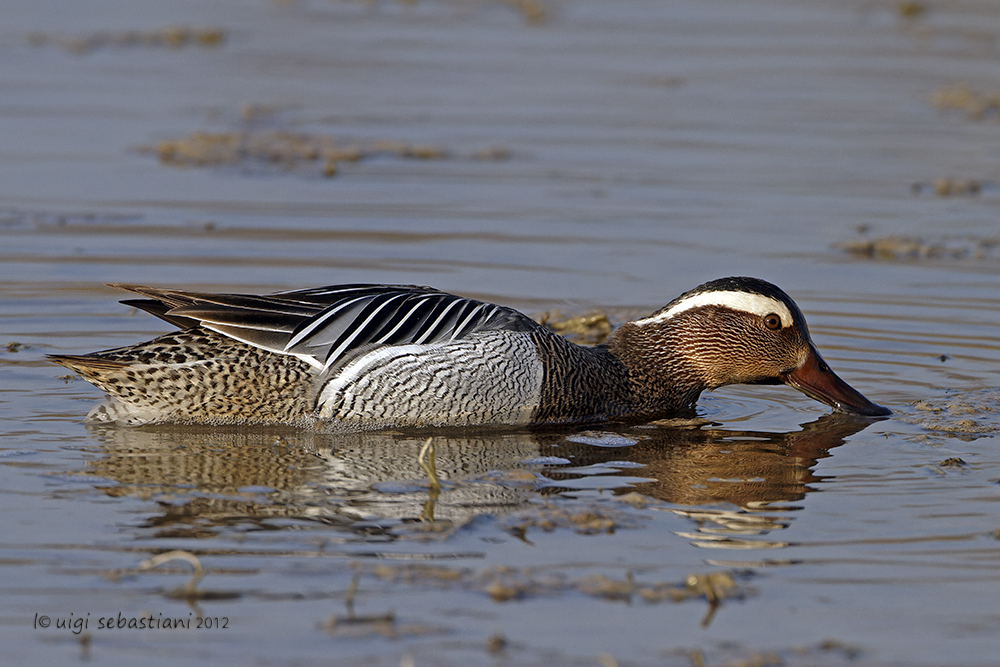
<box><xmin>2</xmin><ymin>0</ymin><xmax>1000</xmax><ymax>664</ymax></box>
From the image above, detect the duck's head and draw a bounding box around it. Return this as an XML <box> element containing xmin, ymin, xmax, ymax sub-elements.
<box><xmin>611</xmin><ymin>277</ymin><xmax>891</xmax><ymax>417</ymax></box>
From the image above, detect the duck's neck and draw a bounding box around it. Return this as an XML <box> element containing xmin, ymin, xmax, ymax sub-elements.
<box><xmin>529</xmin><ymin>325</ymin><xmax>707</xmax><ymax>424</ymax></box>
<box><xmin>604</xmin><ymin>321</ymin><xmax>709</xmax><ymax>417</ymax></box>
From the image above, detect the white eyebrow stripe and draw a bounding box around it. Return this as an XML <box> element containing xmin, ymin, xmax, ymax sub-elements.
<box><xmin>633</xmin><ymin>290</ymin><xmax>795</xmax><ymax>327</ymax></box>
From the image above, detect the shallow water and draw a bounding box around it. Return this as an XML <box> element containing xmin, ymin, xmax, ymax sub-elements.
<box><xmin>3</xmin><ymin>0</ymin><xmax>1000</xmax><ymax>665</ymax></box>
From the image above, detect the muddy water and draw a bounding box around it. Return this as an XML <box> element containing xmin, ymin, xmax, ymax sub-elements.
<box><xmin>3</xmin><ymin>0</ymin><xmax>1000</xmax><ymax>665</ymax></box>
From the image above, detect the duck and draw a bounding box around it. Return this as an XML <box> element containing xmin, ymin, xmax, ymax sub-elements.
<box><xmin>49</xmin><ymin>276</ymin><xmax>891</xmax><ymax>430</ymax></box>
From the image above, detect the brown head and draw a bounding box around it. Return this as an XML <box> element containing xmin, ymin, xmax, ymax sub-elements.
<box><xmin>608</xmin><ymin>277</ymin><xmax>891</xmax><ymax>417</ymax></box>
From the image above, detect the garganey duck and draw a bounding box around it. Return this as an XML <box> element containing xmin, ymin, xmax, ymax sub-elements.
<box><xmin>50</xmin><ymin>277</ymin><xmax>891</xmax><ymax>430</ymax></box>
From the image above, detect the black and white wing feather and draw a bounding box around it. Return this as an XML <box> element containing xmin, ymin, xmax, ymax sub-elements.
<box><xmin>111</xmin><ymin>283</ymin><xmax>537</xmax><ymax>370</ymax></box>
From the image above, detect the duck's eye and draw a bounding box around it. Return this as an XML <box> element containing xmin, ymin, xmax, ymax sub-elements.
<box><xmin>763</xmin><ymin>313</ymin><xmax>782</xmax><ymax>330</ymax></box>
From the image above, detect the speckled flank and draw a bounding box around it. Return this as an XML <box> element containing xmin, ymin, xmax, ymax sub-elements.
<box><xmin>316</xmin><ymin>331</ymin><xmax>543</xmax><ymax>430</ymax></box>
<box><xmin>51</xmin><ymin>328</ymin><xmax>316</xmax><ymax>426</ymax></box>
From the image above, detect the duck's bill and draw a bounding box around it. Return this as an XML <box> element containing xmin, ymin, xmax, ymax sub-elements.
<box><xmin>782</xmin><ymin>349</ymin><xmax>892</xmax><ymax>417</ymax></box>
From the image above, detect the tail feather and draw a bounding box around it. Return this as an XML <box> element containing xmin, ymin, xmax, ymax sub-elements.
<box><xmin>120</xmin><ymin>298</ymin><xmax>201</xmax><ymax>329</ymax></box>
<box><xmin>48</xmin><ymin>354</ymin><xmax>129</xmax><ymax>382</ymax></box>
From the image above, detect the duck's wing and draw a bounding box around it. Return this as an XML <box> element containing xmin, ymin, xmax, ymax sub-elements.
<box><xmin>110</xmin><ymin>283</ymin><xmax>537</xmax><ymax>370</ymax></box>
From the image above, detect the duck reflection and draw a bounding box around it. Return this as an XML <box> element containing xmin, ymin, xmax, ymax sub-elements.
<box><xmin>81</xmin><ymin>427</ymin><xmax>544</xmax><ymax>537</ymax></box>
<box><xmin>547</xmin><ymin>413</ymin><xmax>872</xmax><ymax>505</ymax></box>
<box><xmin>543</xmin><ymin>413</ymin><xmax>876</xmax><ymax>546</ymax></box>
<box><xmin>79</xmin><ymin>414</ymin><xmax>877</xmax><ymax>540</ymax></box>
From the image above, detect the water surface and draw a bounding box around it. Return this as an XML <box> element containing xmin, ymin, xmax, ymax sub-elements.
<box><xmin>3</xmin><ymin>0</ymin><xmax>1000</xmax><ymax>665</ymax></box>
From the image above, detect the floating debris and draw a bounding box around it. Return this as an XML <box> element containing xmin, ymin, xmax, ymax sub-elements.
<box><xmin>930</xmin><ymin>82</ymin><xmax>1000</xmax><ymax>120</ymax></box>
<box><xmin>638</xmin><ymin>571</ymin><xmax>748</xmax><ymax>626</ymax></box>
<box><xmin>5</xmin><ymin>342</ymin><xmax>23</xmax><ymax>353</ymax></box>
<box><xmin>485</xmin><ymin>630</ymin><xmax>507</xmax><ymax>654</ymax></box>
<box><xmin>537</xmin><ymin>310</ymin><xmax>614</xmax><ymax>345</ymax></box>
<box><xmin>143</xmin><ymin>130</ymin><xmax>511</xmax><ymax>177</ymax></box>
<box><xmin>499</xmin><ymin>0</ymin><xmax>548</xmax><ymax>24</ymax></box>
<box><xmin>151</xmin><ymin>131</ymin><xmax>361</xmax><ymax>171</ymax></box>
<box><xmin>597</xmin><ymin>654</ymin><xmax>619</xmax><ymax>667</ymax></box>
<box><xmin>839</xmin><ymin>235</ymin><xmax>1000</xmax><ymax>262</ymax></box>
<box><xmin>923</xmin><ymin>418</ymin><xmax>995</xmax><ymax>436</ymax></box>
<box><xmin>271</xmin><ymin>0</ymin><xmax>546</xmax><ymax>24</ymax></box>
<box><xmin>906</xmin><ymin>390</ymin><xmax>1000</xmax><ymax>439</ymax></box>
<box><xmin>500</xmin><ymin>500</ymin><xmax>642</xmax><ymax>536</ymax></box>
<box><xmin>816</xmin><ymin>639</ymin><xmax>863</xmax><ymax>662</ymax></box>
<box><xmin>576</xmin><ymin>572</ymin><xmax>634</xmax><ymax>602</ymax></box>
<box><xmin>669</xmin><ymin>640</ymin><xmax>853</xmax><ymax>667</ymax></box>
<box><xmin>367</xmin><ymin>561</ymin><xmax>748</xmax><ymax>622</ymax></box>
<box><xmin>638</xmin><ymin>571</ymin><xmax>740</xmax><ymax>603</ymax></box>
<box><xmin>896</xmin><ymin>1</ymin><xmax>927</xmax><ymax>19</ymax></box>
<box><xmin>484</xmin><ymin>578</ymin><xmax>522</xmax><ymax>602</ymax></box>
<box><xmin>471</xmin><ymin>146</ymin><xmax>512</xmax><ymax>160</ymax></box>
<box><xmin>371</xmin><ymin>563</ymin><xmax>466</xmax><ymax>586</ymax></box>
<box><xmin>28</xmin><ymin>26</ymin><xmax>226</xmax><ymax>54</ymax></box>
<box><xmin>910</xmin><ymin>177</ymin><xmax>983</xmax><ymax>197</ymax></box>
